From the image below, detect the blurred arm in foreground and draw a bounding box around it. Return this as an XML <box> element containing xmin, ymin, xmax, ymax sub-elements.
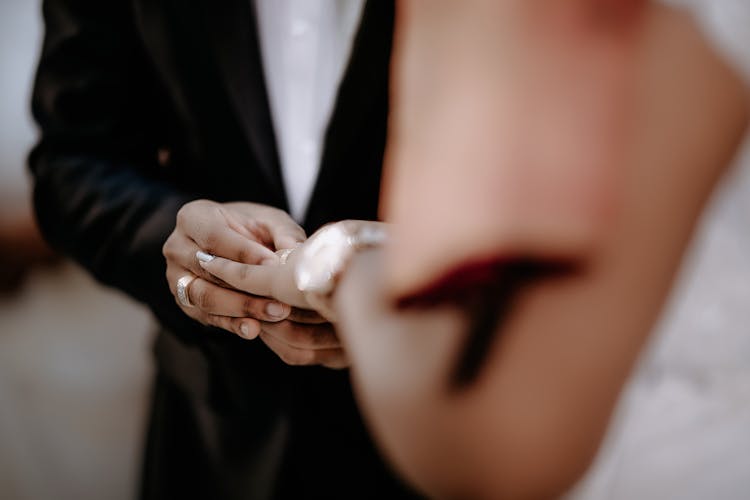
<box><xmin>337</xmin><ymin>1</ymin><xmax>748</xmax><ymax>498</ymax></box>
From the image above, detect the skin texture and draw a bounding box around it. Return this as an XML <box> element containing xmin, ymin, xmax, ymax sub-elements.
<box><xmin>163</xmin><ymin>199</ymin><xmax>346</xmax><ymax>368</ymax></box>
<box><xmin>381</xmin><ymin>0</ymin><xmax>643</xmax><ymax>301</ymax></box>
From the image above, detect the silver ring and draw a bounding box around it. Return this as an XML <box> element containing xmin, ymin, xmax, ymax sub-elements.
<box><xmin>176</xmin><ymin>274</ymin><xmax>198</xmax><ymax>308</ymax></box>
<box><xmin>276</xmin><ymin>248</ymin><xmax>295</xmax><ymax>265</ymax></box>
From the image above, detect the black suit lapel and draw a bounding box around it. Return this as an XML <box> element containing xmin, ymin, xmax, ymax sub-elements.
<box><xmin>196</xmin><ymin>0</ymin><xmax>394</xmax><ymax>223</ymax></box>
<box><xmin>308</xmin><ymin>0</ymin><xmax>396</xmax><ymax>221</ymax></box>
<box><xmin>198</xmin><ymin>0</ymin><xmax>287</xmax><ymax>208</ymax></box>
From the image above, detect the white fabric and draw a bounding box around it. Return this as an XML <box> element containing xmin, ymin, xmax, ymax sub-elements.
<box><xmin>254</xmin><ymin>0</ymin><xmax>365</xmax><ymax>221</ymax></box>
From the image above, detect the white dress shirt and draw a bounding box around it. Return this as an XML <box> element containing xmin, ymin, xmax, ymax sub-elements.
<box><xmin>254</xmin><ymin>0</ymin><xmax>365</xmax><ymax>222</ymax></box>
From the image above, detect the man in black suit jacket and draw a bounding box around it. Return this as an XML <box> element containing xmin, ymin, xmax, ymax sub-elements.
<box><xmin>30</xmin><ymin>0</ymin><xmax>419</xmax><ymax>498</ymax></box>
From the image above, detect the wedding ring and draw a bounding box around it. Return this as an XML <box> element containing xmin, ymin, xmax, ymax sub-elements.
<box><xmin>276</xmin><ymin>247</ymin><xmax>294</xmax><ymax>265</ymax></box>
<box><xmin>176</xmin><ymin>274</ymin><xmax>198</xmax><ymax>308</ymax></box>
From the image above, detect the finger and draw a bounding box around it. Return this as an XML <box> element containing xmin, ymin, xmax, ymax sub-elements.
<box><xmin>166</xmin><ymin>264</ymin><xmax>290</xmax><ymax>321</ymax></box>
<box><xmin>166</xmin><ymin>262</ymin><xmax>201</xmax><ymax>309</ymax></box>
<box><xmin>223</xmin><ymin>204</ymin><xmax>306</xmax><ymax>251</ymax></box>
<box><xmin>260</xmin><ymin>320</ymin><xmax>341</xmax><ymax>350</ymax></box>
<box><xmin>259</xmin><ymin>332</ymin><xmax>346</xmax><ymax>367</ymax></box>
<box><xmin>205</xmin><ymin>314</ymin><xmax>262</xmax><ymax>340</ymax></box>
<box><xmin>199</xmin><ymin>256</ymin><xmax>277</xmax><ymax>297</ymax></box>
<box><xmin>187</xmin><ymin>277</ymin><xmax>291</xmax><ymax>321</ymax></box>
<box><xmin>261</xmin><ymin>209</ymin><xmax>307</xmax><ymax>250</ymax></box>
<box><xmin>166</xmin><ymin>281</ymin><xmax>263</xmax><ymax>340</ymax></box>
<box><xmin>195</xmin><ymin>231</ymin><xmax>278</xmax><ymax>265</ymax></box>
<box><xmin>272</xmin><ymin>231</ymin><xmax>305</xmax><ymax>252</ymax></box>
<box><xmin>219</xmin><ymin>203</ymin><xmax>306</xmax><ymax>249</ymax></box>
<box><xmin>163</xmin><ymin>233</ymin><xmax>232</xmax><ymax>287</ymax></box>
<box><xmin>199</xmin><ymin>255</ymin><xmax>309</xmax><ymax>308</ymax></box>
<box><xmin>287</xmin><ymin>307</ymin><xmax>329</xmax><ymax>324</ymax></box>
<box><xmin>321</xmin><ymin>355</ymin><xmax>350</xmax><ymax>370</ymax></box>
<box><xmin>177</xmin><ymin>204</ymin><xmax>278</xmax><ymax>264</ymax></box>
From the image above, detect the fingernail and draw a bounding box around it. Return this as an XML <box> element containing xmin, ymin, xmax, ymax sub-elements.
<box><xmin>196</xmin><ymin>251</ymin><xmax>215</xmax><ymax>263</ymax></box>
<box><xmin>240</xmin><ymin>323</ymin><xmax>256</xmax><ymax>339</ymax></box>
<box><xmin>265</xmin><ymin>302</ymin><xmax>288</xmax><ymax>320</ymax></box>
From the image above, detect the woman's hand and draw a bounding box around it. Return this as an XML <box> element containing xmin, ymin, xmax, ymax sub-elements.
<box><xmin>196</xmin><ymin>245</ymin><xmax>310</xmax><ymax>310</ymax></box>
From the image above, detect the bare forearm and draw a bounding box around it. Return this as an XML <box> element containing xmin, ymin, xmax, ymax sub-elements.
<box><xmin>336</xmin><ymin>250</ymin><xmax>644</xmax><ymax>499</ymax></box>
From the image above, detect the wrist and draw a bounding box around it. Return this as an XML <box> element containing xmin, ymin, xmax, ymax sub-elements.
<box><xmin>294</xmin><ymin>221</ymin><xmax>388</xmax><ymax>321</ymax></box>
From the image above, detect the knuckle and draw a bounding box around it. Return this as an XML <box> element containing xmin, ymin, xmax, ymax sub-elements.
<box><xmin>176</xmin><ymin>207</ymin><xmax>187</xmax><ymax>225</ymax></box>
<box><xmin>203</xmin><ymin>315</ymin><xmax>221</xmax><ymax>328</ymax></box>
<box><xmin>309</xmin><ymin>327</ymin><xmax>330</xmax><ymax>347</ymax></box>
<box><xmin>202</xmin><ymin>314</ymin><xmax>217</xmax><ymax>327</ymax></box>
<box><xmin>314</xmin><ymin>328</ymin><xmax>337</xmax><ymax>348</ymax></box>
<box><xmin>235</xmin><ymin>248</ymin><xmax>252</xmax><ymax>265</ymax></box>
<box><xmin>210</xmin><ymin>205</ymin><xmax>228</xmax><ymax>225</ymax></box>
<box><xmin>189</xmin><ymin>199</ymin><xmax>210</xmax><ymax>211</ymax></box>
<box><xmin>237</xmin><ymin>264</ymin><xmax>252</xmax><ymax>283</ymax></box>
<box><xmin>268</xmin><ymin>337</ymin><xmax>313</xmax><ymax>366</ymax></box>
<box><xmin>324</xmin><ymin>353</ymin><xmax>348</xmax><ymax>369</ymax></box>
<box><xmin>286</xmin><ymin>349</ymin><xmax>315</xmax><ymax>366</ymax></box>
<box><xmin>277</xmin><ymin>349</ymin><xmax>297</xmax><ymax>366</ymax></box>
<box><xmin>241</xmin><ymin>296</ymin><xmax>260</xmax><ymax>317</ymax></box>
<box><xmin>263</xmin><ymin>205</ymin><xmax>281</xmax><ymax>218</ymax></box>
<box><xmin>243</xmin><ymin>217</ymin><xmax>261</xmax><ymax>232</ymax></box>
<box><xmin>287</xmin><ymin>223</ymin><xmax>305</xmax><ymax>236</ymax></box>
<box><xmin>177</xmin><ymin>298</ymin><xmax>200</xmax><ymax>320</ymax></box>
<box><xmin>195</xmin><ymin>268</ymin><xmax>213</xmax><ymax>283</ymax></box>
<box><xmin>269</xmin><ymin>320</ymin><xmax>292</xmax><ymax>339</ymax></box>
<box><xmin>177</xmin><ymin>201</ymin><xmax>199</xmax><ymax>222</ymax></box>
<box><xmin>298</xmin><ymin>350</ymin><xmax>317</xmax><ymax>365</ymax></box>
<box><xmin>195</xmin><ymin>287</ymin><xmax>213</xmax><ymax>310</ymax></box>
<box><xmin>290</xmin><ymin>308</ymin><xmax>322</xmax><ymax>323</ymax></box>
<box><xmin>223</xmin><ymin>318</ymin><xmax>241</xmax><ymax>336</ymax></box>
<box><xmin>162</xmin><ymin>237</ymin><xmax>176</xmax><ymax>258</ymax></box>
<box><xmin>202</xmin><ymin>232</ymin><xmax>219</xmax><ymax>254</ymax></box>
<box><xmin>287</xmin><ymin>324</ymin><xmax>311</xmax><ymax>347</ymax></box>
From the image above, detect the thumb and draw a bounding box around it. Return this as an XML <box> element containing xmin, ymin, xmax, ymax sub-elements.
<box><xmin>270</xmin><ymin>224</ymin><xmax>306</xmax><ymax>250</ymax></box>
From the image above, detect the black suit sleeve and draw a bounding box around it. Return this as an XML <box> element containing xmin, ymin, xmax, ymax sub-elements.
<box><xmin>29</xmin><ymin>0</ymin><xmax>198</xmax><ymax>339</ymax></box>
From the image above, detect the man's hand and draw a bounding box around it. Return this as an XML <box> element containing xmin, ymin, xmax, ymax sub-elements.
<box><xmin>260</xmin><ymin>311</ymin><xmax>348</xmax><ymax>369</ymax></box>
<box><xmin>164</xmin><ymin>199</ymin><xmax>347</xmax><ymax>368</ymax></box>
<box><xmin>163</xmin><ymin>199</ymin><xmax>305</xmax><ymax>338</ymax></box>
